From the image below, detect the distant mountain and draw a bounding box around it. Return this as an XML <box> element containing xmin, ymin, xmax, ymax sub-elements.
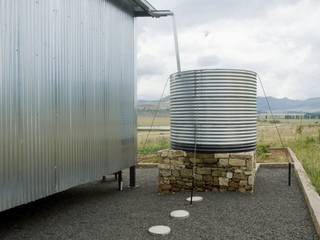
<box><xmin>138</xmin><ymin>96</ymin><xmax>320</xmax><ymax>113</ymax></box>
<box><xmin>257</xmin><ymin>97</ymin><xmax>320</xmax><ymax>113</ymax></box>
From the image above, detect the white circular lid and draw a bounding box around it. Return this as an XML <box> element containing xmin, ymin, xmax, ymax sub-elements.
<box><xmin>186</xmin><ymin>196</ymin><xmax>203</xmax><ymax>202</ymax></box>
<box><xmin>148</xmin><ymin>225</ymin><xmax>171</xmax><ymax>236</ymax></box>
<box><xmin>170</xmin><ymin>210</ymin><xmax>190</xmax><ymax>219</ymax></box>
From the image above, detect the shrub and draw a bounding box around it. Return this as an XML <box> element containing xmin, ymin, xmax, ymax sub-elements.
<box><xmin>296</xmin><ymin>125</ymin><xmax>303</xmax><ymax>135</ymax></box>
<box><xmin>257</xmin><ymin>144</ymin><xmax>270</xmax><ymax>159</ymax></box>
<box><xmin>269</xmin><ymin>119</ymin><xmax>281</xmax><ymax>124</ymax></box>
<box><xmin>306</xmin><ymin>136</ymin><xmax>316</xmax><ymax>144</ymax></box>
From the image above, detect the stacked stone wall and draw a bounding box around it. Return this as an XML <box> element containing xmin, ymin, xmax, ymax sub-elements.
<box><xmin>158</xmin><ymin>149</ymin><xmax>256</xmax><ymax>193</ymax></box>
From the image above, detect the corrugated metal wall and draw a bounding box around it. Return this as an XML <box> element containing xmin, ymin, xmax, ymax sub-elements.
<box><xmin>0</xmin><ymin>0</ymin><xmax>136</xmax><ymax>212</ymax></box>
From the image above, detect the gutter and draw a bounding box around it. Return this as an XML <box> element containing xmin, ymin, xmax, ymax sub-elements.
<box><xmin>131</xmin><ymin>0</ymin><xmax>173</xmax><ymax>17</ymax></box>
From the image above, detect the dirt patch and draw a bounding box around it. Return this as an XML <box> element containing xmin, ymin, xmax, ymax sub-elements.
<box><xmin>257</xmin><ymin>148</ymin><xmax>288</xmax><ymax>163</ymax></box>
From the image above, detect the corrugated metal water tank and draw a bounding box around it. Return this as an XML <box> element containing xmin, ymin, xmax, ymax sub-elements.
<box><xmin>170</xmin><ymin>69</ymin><xmax>257</xmax><ymax>153</ymax></box>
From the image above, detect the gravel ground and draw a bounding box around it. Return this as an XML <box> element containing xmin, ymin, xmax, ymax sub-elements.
<box><xmin>0</xmin><ymin>166</ymin><xmax>318</xmax><ymax>240</ymax></box>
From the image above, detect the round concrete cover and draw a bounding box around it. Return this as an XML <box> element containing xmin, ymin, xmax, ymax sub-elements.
<box><xmin>170</xmin><ymin>210</ymin><xmax>190</xmax><ymax>219</ymax></box>
<box><xmin>186</xmin><ymin>196</ymin><xmax>203</xmax><ymax>202</ymax></box>
<box><xmin>148</xmin><ymin>225</ymin><xmax>171</xmax><ymax>236</ymax></box>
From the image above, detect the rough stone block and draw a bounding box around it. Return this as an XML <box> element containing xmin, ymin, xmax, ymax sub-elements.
<box><xmin>226</xmin><ymin>172</ymin><xmax>233</xmax><ymax>179</ymax></box>
<box><xmin>220</xmin><ymin>171</ymin><xmax>227</xmax><ymax>177</ymax></box>
<box><xmin>203</xmin><ymin>175</ymin><xmax>213</xmax><ymax>182</ymax></box>
<box><xmin>212</xmin><ymin>171</ymin><xmax>220</xmax><ymax>177</ymax></box>
<box><xmin>190</xmin><ymin>158</ymin><xmax>202</xmax><ymax>164</ymax></box>
<box><xmin>229</xmin><ymin>159</ymin><xmax>246</xmax><ymax>167</ymax></box>
<box><xmin>172</xmin><ymin>170</ymin><xmax>180</xmax><ymax>177</ymax></box>
<box><xmin>218</xmin><ymin>158</ymin><xmax>229</xmax><ymax>167</ymax></box>
<box><xmin>160</xmin><ymin>150</ymin><xmax>168</xmax><ymax>158</ymax></box>
<box><xmin>170</xmin><ymin>158</ymin><xmax>184</xmax><ymax>165</ymax></box>
<box><xmin>196</xmin><ymin>167</ymin><xmax>211</xmax><ymax>175</ymax></box>
<box><xmin>168</xmin><ymin>150</ymin><xmax>187</xmax><ymax>158</ymax></box>
<box><xmin>160</xmin><ymin>169</ymin><xmax>171</xmax><ymax>177</ymax></box>
<box><xmin>230</xmin><ymin>152</ymin><xmax>253</xmax><ymax>160</ymax></box>
<box><xmin>198</xmin><ymin>153</ymin><xmax>215</xmax><ymax>159</ymax></box>
<box><xmin>247</xmin><ymin>159</ymin><xmax>253</xmax><ymax>170</ymax></box>
<box><xmin>215</xmin><ymin>153</ymin><xmax>230</xmax><ymax>159</ymax></box>
<box><xmin>229</xmin><ymin>181</ymin><xmax>239</xmax><ymax>188</ymax></box>
<box><xmin>212</xmin><ymin>176</ymin><xmax>218</xmax><ymax>185</ymax></box>
<box><xmin>181</xmin><ymin>169</ymin><xmax>193</xmax><ymax>177</ymax></box>
<box><xmin>203</xmin><ymin>158</ymin><xmax>218</xmax><ymax>164</ymax></box>
<box><xmin>233</xmin><ymin>173</ymin><xmax>247</xmax><ymax>180</ymax></box>
<box><xmin>174</xmin><ymin>164</ymin><xmax>185</xmax><ymax>170</ymax></box>
<box><xmin>158</xmin><ymin>164</ymin><xmax>170</xmax><ymax>170</ymax></box>
<box><xmin>177</xmin><ymin>180</ymin><xmax>185</xmax><ymax>186</ymax></box>
<box><xmin>239</xmin><ymin>180</ymin><xmax>248</xmax><ymax>187</ymax></box>
<box><xmin>219</xmin><ymin>177</ymin><xmax>229</xmax><ymax>186</ymax></box>
<box><xmin>194</xmin><ymin>174</ymin><xmax>203</xmax><ymax>181</ymax></box>
<box><xmin>248</xmin><ymin>175</ymin><xmax>254</xmax><ymax>185</ymax></box>
<box><xmin>160</xmin><ymin>158</ymin><xmax>171</xmax><ymax>164</ymax></box>
<box><xmin>185</xmin><ymin>182</ymin><xmax>193</xmax><ymax>187</ymax></box>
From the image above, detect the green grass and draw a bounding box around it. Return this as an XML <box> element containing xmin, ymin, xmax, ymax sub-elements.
<box><xmin>137</xmin><ymin>136</ymin><xmax>170</xmax><ymax>164</ymax></box>
<box><xmin>138</xmin><ymin>116</ymin><xmax>170</xmax><ymax>127</ymax></box>
<box><xmin>289</xmin><ymin>136</ymin><xmax>320</xmax><ymax>193</ymax></box>
<box><xmin>256</xmin><ymin>120</ymin><xmax>320</xmax><ymax>193</ymax></box>
<box><xmin>138</xmin><ymin>137</ymin><xmax>170</xmax><ymax>155</ymax></box>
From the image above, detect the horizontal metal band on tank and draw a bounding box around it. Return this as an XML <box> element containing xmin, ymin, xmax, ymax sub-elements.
<box><xmin>171</xmin><ymin>126</ymin><xmax>256</xmax><ymax>130</ymax></box>
<box><xmin>170</xmin><ymin>69</ymin><xmax>257</xmax><ymax>153</ymax></box>
<box><xmin>171</xmin><ymin>91</ymin><xmax>256</xmax><ymax>96</ymax></box>
<box><xmin>171</xmin><ymin>118</ymin><xmax>257</xmax><ymax>121</ymax></box>
<box><xmin>171</xmin><ymin>142</ymin><xmax>256</xmax><ymax>153</ymax></box>
<box><xmin>170</xmin><ymin>139</ymin><xmax>257</xmax><ymax>145</ymax></box>
<box><xmin>170</xmin><ymin>139</ymin><xmax>257</xmax><ymax>144</ymax></box>
<box><xmin>171</xmin><ymin>134</ymin><xmax>257</xmax><ymax>140</ymax></box>
<box><xmin>171</xmin><ymin>129</ymin><xmax>256</xmax><ymax>134</ymax></box>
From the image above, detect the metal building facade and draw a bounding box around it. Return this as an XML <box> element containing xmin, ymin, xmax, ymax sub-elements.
<box><xmin>0</xmin><ymin>0</ymin><xmax>151</xmax><ymax>212</ymax></box>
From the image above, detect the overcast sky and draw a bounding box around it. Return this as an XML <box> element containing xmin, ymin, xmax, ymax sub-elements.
<box><xmin>136</xmin><ymin>0</ymin><xmax>320</xmax><ymax>100</ymax></box>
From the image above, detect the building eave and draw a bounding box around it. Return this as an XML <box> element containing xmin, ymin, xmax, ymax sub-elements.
<box><xmin>130</xmin><ymin>0</ymin><xmax>172</xmax><ymax>17</ymax></box>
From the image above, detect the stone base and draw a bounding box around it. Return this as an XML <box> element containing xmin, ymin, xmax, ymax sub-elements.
<box><xmin>158</xmin><ymin>149</ymin><xmax>256</xmax><ymax>193</ymax></box>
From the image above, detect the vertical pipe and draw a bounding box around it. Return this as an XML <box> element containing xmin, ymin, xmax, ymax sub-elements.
<box><xmin>190</xmin><ymin>178</ymin><xmax>194</xmax><ymax>205</ymax></box>
<box><xmin>288</xmin><ymin>162</ymin><xmax>291</xmax><ymax>186</ymax></box>
<box><xmin>130</xmin><ymin>166</ymin><xmax>136</xmax><ymax>187</ymax></box>
<box><xmin>118</xmin><ymin>171</ymin><xmax>123</xmax><ymax>191</ymax></box>
<box><xmin>171</xmin><ymin>15</ymin><xmax>181</xmax><ymax>72</ymax></box>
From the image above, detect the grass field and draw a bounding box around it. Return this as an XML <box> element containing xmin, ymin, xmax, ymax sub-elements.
<box><xmin>137</xmin><ymin>116</ymin><xmax>170</xmax><ymax>127</ymax></box>
<box><xmin>137</xmin><ymin>116</ymin><xmax>320</xmax><ymax>193</ymax></box>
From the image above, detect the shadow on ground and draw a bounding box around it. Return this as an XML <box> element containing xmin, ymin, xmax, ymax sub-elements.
<box><xmin>0</xmin><ymin>167</ymin><xmax>318</xmax><ymax>240</ymax></box>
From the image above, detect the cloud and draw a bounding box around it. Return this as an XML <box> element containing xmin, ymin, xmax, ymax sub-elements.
<box><xmin>137</xmin><ymin>0</ymin><xmax>320</xmax><ymax>100</ymax></box>
<box><xmin>137</xmin><ymin>55</ymin><xmax>166</xmax><ymax>77</ymax></box>
<box><xmin>197</xmin><ymin>55</ymin><xmax>220</xmax><ymax>68</ymax></box>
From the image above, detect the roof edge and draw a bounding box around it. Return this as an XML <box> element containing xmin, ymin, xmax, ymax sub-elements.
<box><xmin>130</xmin><ymin>0</ymin><xmax>172</xmax><ymax>17</ymax></box>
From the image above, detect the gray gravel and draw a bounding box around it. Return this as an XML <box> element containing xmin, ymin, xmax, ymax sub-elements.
<box><xmin>0</xmin><ymin>166</ymin><xmax>318</xmax><ymax>240</ymax></box>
